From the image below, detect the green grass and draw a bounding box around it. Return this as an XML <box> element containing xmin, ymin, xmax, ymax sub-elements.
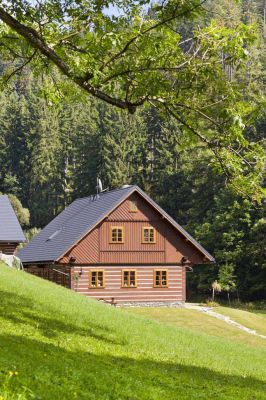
<box><xmin>125</xmin><ymin>307</ymin><xmax>266</xmax><ymax>347</ymax></box>
<box><xmin>0</xmin><ymin>263</ymin><xmax>265</xmax><ymax>400</ymax></box>
<box><xmin>216</xmin><ymin>307</ymin><xmax>266</xmax><ymax>336</ymax></box>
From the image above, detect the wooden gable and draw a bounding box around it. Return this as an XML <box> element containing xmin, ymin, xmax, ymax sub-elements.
<box><xmin>59</xmin><ymin>192</ymin><xmax>206</xmax><ymax>265</ymax></box>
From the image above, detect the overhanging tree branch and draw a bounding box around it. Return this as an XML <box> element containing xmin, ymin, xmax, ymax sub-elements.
<box><xmin>0</xmin><ymin>6</ymin><xmax>144</xmax><ymax>113</ymax></box>
<box><xmin>100</xmin><ymin>0</ymin><xmax>208</xmax><ymax>71</ymax></box>
<box><xmin>4</xmin><ymin>49</ymin><xmax>38</xmax><ymax>82</ymax></box>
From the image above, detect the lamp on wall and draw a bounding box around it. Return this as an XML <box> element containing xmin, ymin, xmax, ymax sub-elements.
<box><xmin>181</xmin><ymin>256</ymin><xmax>191</xmax><ymax>265</ymax></box>
<box><xmin>69</xmin><ymin>256</ymin><xmax>76</xmax><ymax>263</ymax></box>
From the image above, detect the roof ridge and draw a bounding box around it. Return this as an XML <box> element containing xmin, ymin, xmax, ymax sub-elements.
<box><xmin>47</xmin><ymin>185</ymin><xmax>137</xmax><ymax>235</ymax></box>
<box><xmin>74</xmin><ymin>185</ymin><xmax>136</xmax><ymax>202</ymax></box>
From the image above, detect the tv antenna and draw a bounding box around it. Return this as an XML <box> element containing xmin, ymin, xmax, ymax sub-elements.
<box><xmin>96</xmin><ymin>177</ymin><xmax>108</xmax><ymax>197</ymax></box>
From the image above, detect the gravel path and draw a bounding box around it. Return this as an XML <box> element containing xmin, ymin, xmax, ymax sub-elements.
<box><xmin>185</xmin><ymin>304</ymin><xmax>266</xmax><ymax>339</ymax></box>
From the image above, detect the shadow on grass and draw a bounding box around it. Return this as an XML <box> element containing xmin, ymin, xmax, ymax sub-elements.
<box><xmin>0</xmin><ymin>289</ymin><xmax>125</xmax><ymax>345</ymax></box>
<box><xmin>0</xmin><ymin>333</ymin><xmax>265</xmax><ymax>400</ymax></box>
<box><xmin>0</xmin><ymin>288</ymin><xmax>265</xmax><ymax>399</ymax></box>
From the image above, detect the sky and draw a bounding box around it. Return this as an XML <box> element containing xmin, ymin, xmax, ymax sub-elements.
<box><xmin>103</xmin><ymin>4</ymin><xmax>122</xmax><ymax>17</ymax></box>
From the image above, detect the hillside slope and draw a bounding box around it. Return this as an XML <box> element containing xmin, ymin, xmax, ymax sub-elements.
<box><xmin>216</xmin><ymin>306</ymin><xmax>266</xmax><ymax>336</ymax></box>
<box><xmin>125</xmin><ymin>307</ymin><xmax>266</xmax><ymax>346</ymax></box>
<box><xmin>0</xmin><ymin>263</ymin><xmax>265</xmax><ymax>400</ymax></box>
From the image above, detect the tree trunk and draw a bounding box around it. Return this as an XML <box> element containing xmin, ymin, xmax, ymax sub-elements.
<box><xmin>227</xmin><ymin>292</ymin><xmax>231</xmax><ymax>306</ymax></box>
<box><xmin>236</xmin><ymin>288</ymin><xmax>240</xmax><ymax>303</ymax></box>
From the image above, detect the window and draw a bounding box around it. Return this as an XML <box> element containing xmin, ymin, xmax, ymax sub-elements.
<box><xmin>121</xmin><ymin>270</ymin><xmax>137</xmax><ymax>288</ymax></box>
<box><xmin>142</xmin><ymin>227</ymin><xmax>156</xmax><ymax>243</ymax></box>
<box><xmin>89</xmin><ymin>270</ymin><xmax>105</xmax><ymax>288</ymax></box>
<box><xmin>47</xmin><ymin>229</ymin><xmax>62</xmax><ymax>241</ymax></box>
<box><xmin>129</xmin><ymin>200</ymin><xmax>138</xmax><ymax>212</ymax></box>
<box><xmin>154</xmin><ymin>270</ymin><xmax>168</xmax><ymax>288</ymax></box>
<box><xmin>110</xmin><ymin>226</ymin><xmax>124</xmax><ymax>243</ymax></box>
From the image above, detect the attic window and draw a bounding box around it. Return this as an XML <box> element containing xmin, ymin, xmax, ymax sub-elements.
<box><xmin>142</xmin><ymin>227</ymin><xmax>156</xmax><ymax>243</ymax></box>
<box><xmin>110</xmin><ymin>226</ymin><xmax>124</xmax><ymax>243</ymax></box>
<box><xmin>129</xmin><ymin>200</ymin><xmax>138</xmax><ymax>212</ymax></box>
<box><xmin>47</xmin><ymin>229</ymin><xmax>61</xmax><ymax>241</ymax></box>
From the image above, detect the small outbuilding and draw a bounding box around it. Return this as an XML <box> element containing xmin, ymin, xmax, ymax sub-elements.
<box><xmin>18</xmin><ymin>185</ymin><xmax>214</xmax><ymax>305</ymax></box>
<box><xmin>0</xmin><ymin>195</ymin><xmax>26</xmax><ymax>255</ymax></box>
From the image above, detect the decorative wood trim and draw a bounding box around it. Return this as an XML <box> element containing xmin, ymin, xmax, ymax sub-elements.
<box><xmin>107</xmin><ymin>219</ymin><xmax>159</xmax><ymax>222</ymax></box>
<box><xmin>58</xmin><ymin>262</ymin><xmax>185</xmax><ymax>267</ymax></box>
<box><xmin>121</xmin><ymin>269</ymin><xmax>137</xmax><ymax>288</ymax></box>
<box><xmin>142</xmin><ymin>226</ymin><xmax>156</xmax><ymax>244</ymax></box>
<box><xmin>153</xmin><ymin>269</ymin><xmax>168</xmax><ymax>288</ymax></box>
<box><xmin>100</xmin><ymin>250</ymin><xmax>164</xmax><ymax>253</ymax></box>
<box><xmin>129</xmin><ymin>200</ymin><xmax>138</xmax><ymax>213</ymax></box>
<box><xmin>98</xmin><ymin>226</ymin><xmax>100</xmax><ymax>263</ymax></box>
<box><xmin>109</xmin><ymin>226</ymin><xmax>124</xmax><ymax>243</ymax></box>
<box><xmin>89</xmin><ymin>269</ymin><xmax>105</xmax><ymax>288</ymax></box>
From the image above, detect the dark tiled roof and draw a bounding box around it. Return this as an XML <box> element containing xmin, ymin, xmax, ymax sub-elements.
<box><xmin>0</xmin><ymin>195</ymin><xmax>26</xmax><ymax>242</ymax></box>
<box><xmin>18</xmin><ymin>185</ymin><xmax>214</xmax><ymax>263</ymax></box>
<box><xmin>18</xmin><ymin>185</ymin><xmax>134</xmax><ymax>263</ymax></box>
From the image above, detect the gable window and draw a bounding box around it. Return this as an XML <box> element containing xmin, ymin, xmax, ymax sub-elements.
<box><xmin>121</xmin><ymin>270</ymin><xmax>137</xmax><ymax>288</ymax></box>
<box><xmin>154</xmin><ymin>270</ymin><xmax>168</xmax><ymax>288</ymax></box>
<box><xmin>110</xmin><ymin>226</ymin><xmax>124</xmax><ymax>243</ymax></box>
<box><xmin>142</xmin><ymin>227</ymin><xmax>156</xmax><ymax>243</ymax></box>
<box><xmin>89</xmin><ymin>270</ymin><xmax>105</xmax><ymax>288</ymax></box>
<box><xmin>129</xmin><ymin>200</ymin><xmax>138</xmax><ymax>212</ymax></box>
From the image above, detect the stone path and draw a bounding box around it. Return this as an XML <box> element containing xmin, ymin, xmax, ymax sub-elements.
<box><xmin>185</xmin><ymin>303</ymin><xmax>266</xmax><ymax>339</ymax></box>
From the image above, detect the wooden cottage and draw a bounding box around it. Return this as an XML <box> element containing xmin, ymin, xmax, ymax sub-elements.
<box><xmin>0</xmin><ymin>195</ymin><xmax>26</xmax><ymax>255</ymax></box>
<box><xmin>18</xmin><ymin>185</ymin><xmax>214</xmax><ymax>305</ymax></box>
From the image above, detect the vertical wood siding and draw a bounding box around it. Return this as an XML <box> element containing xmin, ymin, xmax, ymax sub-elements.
<box><xmin>73</xmin><ymin>265</ymin><xmax>185</xmax><ymax>303</ymax></box>
<box><xmin>59</xmin><ymin>192</ymin><xmax>204</xmax><ymax>265</ymax></box>
<box><xmin>108</xmin><ymin>192</ymin><xmax>154</xmax><ymax>221</ymax></box>
<box><xmin>60</xmin><ymin>227</ymin><xmax>99</xmax><ymax>264</ymax></box>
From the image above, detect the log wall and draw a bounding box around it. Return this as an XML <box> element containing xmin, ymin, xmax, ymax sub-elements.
<box><xmin>0</xmin><ymin>242</ymin><xmax>18</xmax><ymax>255</ymax></box>
<box><xmin>73</xmin><ymin>265</ymin><xmax>185</xmax><ymax>303</ymax></box>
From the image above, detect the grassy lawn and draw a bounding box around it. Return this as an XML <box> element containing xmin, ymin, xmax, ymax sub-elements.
<box><xmin>0</xmin><ymin>263</ymin><xmax>265</xmax><ymax>400</ymax></box>
<box><xmin>216</xmin><ymin>307</ymin><xmax>266</xmax><ymax>336</ymax></box>
<box><xmin>125</xmin><ymin>307</ymin><xmax>266</xmax><ymax>347</ymax></box>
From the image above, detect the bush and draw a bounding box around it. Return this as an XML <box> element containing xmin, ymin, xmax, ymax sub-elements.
<box><xmin>204</xmin><ymin>300</ymin><xmax>220</xmax><ymax>307</ymax></box>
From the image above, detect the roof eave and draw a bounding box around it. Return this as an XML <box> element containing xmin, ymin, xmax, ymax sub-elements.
<box><xmin>0</xmin><ymin>239</ymin><xmax>26</xmax><ymax>243</ymax></box>
<box><xmin>134</xmin><ymin>186</ymin><xmax>215</xmax><ymax>262</ymax></box>
<box><xmin>20</xmin><ymin>260</ymin><xmax>55</xmax><ymax>265</ymax></box>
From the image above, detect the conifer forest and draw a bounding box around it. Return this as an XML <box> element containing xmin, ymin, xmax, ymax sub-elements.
<box><xmin>0</xmin><ymin>0</ymin><xmax>265</xmax><ymax>300</ymax></box>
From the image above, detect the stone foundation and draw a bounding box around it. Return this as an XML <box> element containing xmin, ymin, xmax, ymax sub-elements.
<box><xmin>116</xmin><ymin>301</ymin><xmax>185</xmax><ymax>308</ymax></box>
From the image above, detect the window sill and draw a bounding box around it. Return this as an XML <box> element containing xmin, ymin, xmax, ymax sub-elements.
<box><xmin>89</xmin><ymin>287</ymin><xmax>106</xmax><ymax>289</ymax></box>
<box><xmin>121</xmin><ymin>286</ymin><xmax>137</xmax><ymax>289</ymax></box>
<box><xmin>153</xmin><ymin>286</ymin><xmax>169</xmax><ymax>289</ymax></box>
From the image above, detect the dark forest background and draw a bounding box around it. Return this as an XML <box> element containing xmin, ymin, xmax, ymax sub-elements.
<box><xmin>0</xmin><ymin>0</ymin><xmax>265</xmax><ymax>301</ymax></box>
